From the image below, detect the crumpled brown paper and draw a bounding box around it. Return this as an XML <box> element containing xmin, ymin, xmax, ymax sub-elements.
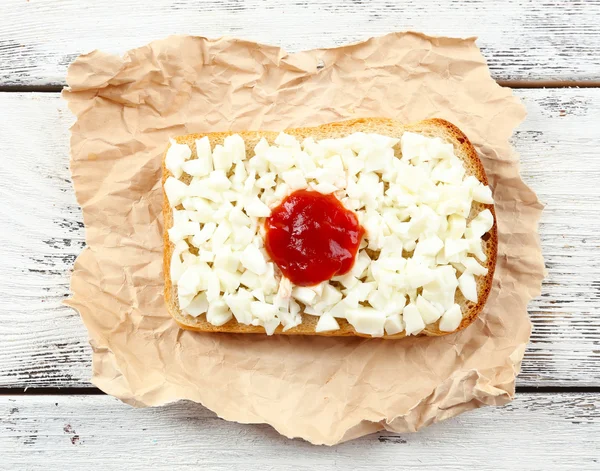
<box><xmin>63</xmin><ymin>32</ymin><xmax>544</xmax><ymax>445</ymax></box>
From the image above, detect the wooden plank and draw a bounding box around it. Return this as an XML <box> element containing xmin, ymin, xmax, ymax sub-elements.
<box><xmin>0</xmin><ymin>88</ymin><xmax>599</xmax><ymax>389</ymax></box>
<box><xmin>515</xmin><ymin>90</ymin><xmax>600</xmax><ymax>386</ymax></box>
<box><xmin>1</xmin><ymin>393</ymin><xmax>599</xmax><ymax>470</ymax></box>
<box><xmin>1</xmin><ymin>0</ymin><xmax>600</xmax><ymax>86</ymax></box>
<box><xmin>0</xmin><ymin>93</ymin><xmax>90</xmax><ymax>388</ymax></box>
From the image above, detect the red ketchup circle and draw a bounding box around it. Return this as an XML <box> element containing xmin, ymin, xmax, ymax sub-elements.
<box><xmin>264</xmin><ymin>189</ymin><xmax>365</xmax><ymax>286</ymax></box>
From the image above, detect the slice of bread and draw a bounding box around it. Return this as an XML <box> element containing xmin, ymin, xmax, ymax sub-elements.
<box><xmin>163</xmin><ymin>118</ymin><xmax>497</xmax><ymax>338</ymax></box>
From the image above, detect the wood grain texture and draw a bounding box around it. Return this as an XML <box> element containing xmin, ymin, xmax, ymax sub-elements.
<box><xmin>1</xmin><ymin>394</ymin><xmax>599</xmax><ymax>470</ymax></box>
<box><xmin>1</xmin><ymin>0</ymin><xmax>600</xmax><ymax>86</ymax></box>
<box><xmin>0</xmin><ymin>88</ymin><xmax>599</xmax><ymax>389</ymax></box>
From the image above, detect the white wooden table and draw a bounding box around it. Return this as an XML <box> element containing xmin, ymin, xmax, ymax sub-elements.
<box><xmin>1</xmin><ymin>1</ymin><xmax>599</xmax><ymax>469</ymax></box>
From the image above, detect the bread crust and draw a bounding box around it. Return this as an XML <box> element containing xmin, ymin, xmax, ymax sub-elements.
<box><xmin>163</xmin><ymin>118</ymin><xmax>497</xmax><ymax>338</ymax></box>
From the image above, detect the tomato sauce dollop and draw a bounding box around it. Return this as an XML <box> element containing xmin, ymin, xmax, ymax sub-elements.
<box><xmin>264</xmin><ymin>189</ymin><xmax>365</xmax><ymax>286</ymax></box>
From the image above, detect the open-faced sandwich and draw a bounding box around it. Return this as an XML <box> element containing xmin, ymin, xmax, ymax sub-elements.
<box><xmin>163</xmin><ymin>118</ymin><xmax>497</xmax><ymax>338</ymax></box>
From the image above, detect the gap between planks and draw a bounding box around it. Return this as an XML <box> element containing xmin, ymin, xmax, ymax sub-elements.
<box><xmin>2</xmin><ymin>386</ymin><xmax>600</xmax><ymax>396</ymax></box>
<box><xmin>3</xmin><ymin>82</ymin><xmax>600</xmax><ymax>94</ymax></box>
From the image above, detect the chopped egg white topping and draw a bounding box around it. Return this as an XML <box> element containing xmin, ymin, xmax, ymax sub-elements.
<box><xmin>165</xmin><ymin>131</ymin><xmax>494</xmax><ymax>337</ymax></box>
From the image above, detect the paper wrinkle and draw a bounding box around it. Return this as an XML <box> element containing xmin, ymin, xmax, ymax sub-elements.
<box><xmin>63</xmin><ymin>32</ymin><xmax>544</xmax><ymax>445</ymax></box>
